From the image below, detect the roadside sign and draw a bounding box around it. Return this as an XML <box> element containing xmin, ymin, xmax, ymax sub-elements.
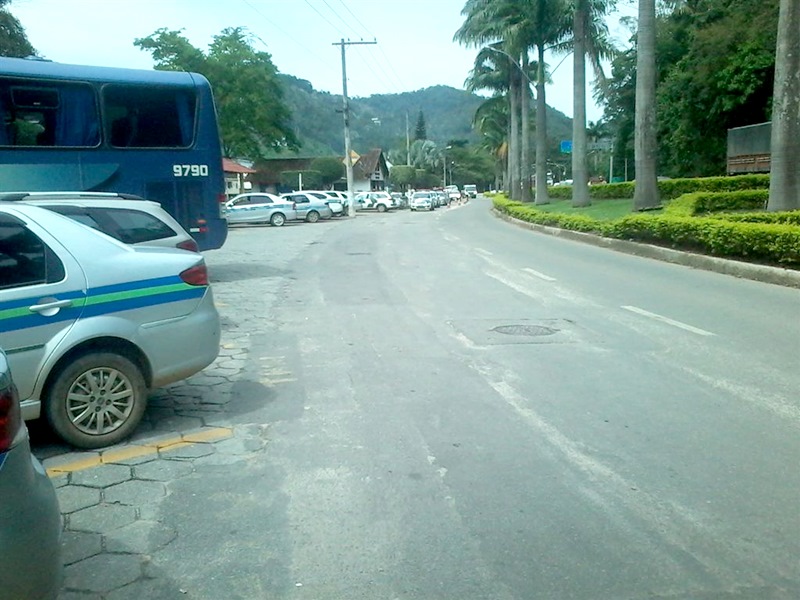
<box><xmin>560</xmin><ymin>140</ymin><xmax>572</xmax><ymax>154</ymax></box>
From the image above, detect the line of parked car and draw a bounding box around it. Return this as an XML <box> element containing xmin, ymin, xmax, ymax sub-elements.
<box><xmin>222</xmin><ymin>188</ymin><xmax>469</xmax><ymax>226</ymax></box>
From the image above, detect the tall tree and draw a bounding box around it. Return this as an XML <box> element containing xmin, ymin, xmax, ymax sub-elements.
<box><xmin>464</xmin><ymin>44</ymin><xmax>515</xmax><ymax>195</ymax></box>
<box><xmin>135</xmin><ymin>27</ymin><xmax>298</xmax><ymax>160</ymax></box>
<box><xmin>456</xmin><ymin>0</ymin><xmax>568</xmax><ymax>203</ymax></box>
<box><xmin>768</xmin><ymin>0</ymin><xmax>800</xmax><ymax>211</ymax></box>
<box><xmin>0</xmin><ymin>0</ymin><xmax>35</xmax><ymax>58</ymax></box>
<box><xmin>414</xmin><ymin>110</ymin><xmax>427</xmax><ymax>140</ymax></box>
<box><xmin>473</xmin><ymin>96</ymin><xmax>510</xmax><ymax>191</ymax></box>
<box><xmin>633</xmin><ymin>0</ymin><xmax>660</xmax><ymax>210</ymax></box>
<box><xmin>568</xmin><ymin>0</ymin><xmax>615</xmax><ymax>207</ymax></box>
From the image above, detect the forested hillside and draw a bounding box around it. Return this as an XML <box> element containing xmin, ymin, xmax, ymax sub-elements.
<box><xmin>279</xmin><ymin>74</ymin><xmax>572</xmax><ymax>158</ymax></box>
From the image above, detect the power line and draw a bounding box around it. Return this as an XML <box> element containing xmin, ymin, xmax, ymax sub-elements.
<box><xmin>239</xmin><ymin>0</ymin><xmax>331</xmax><ymax>69</ymax></box>
<box><xmin>320</xmin><ymin>0</ymin><xmax>363</xmax><ymax>39</ymax></box>
<box><xmin>335</xmin><ymin>0</ymin><xmax>373</xmax><ymax>40</ymax></box>
<box><xmin>303</xmin><ymin>0</ymin><xmax>347</xmax><ymax>37</ymax></box>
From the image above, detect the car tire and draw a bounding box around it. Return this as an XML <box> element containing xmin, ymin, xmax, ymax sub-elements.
<box><xmin>270</xmin><ymin>213</ymin><xmax>286</xmax><ymax>227</ymax></box>
<box><xmin>377</xmin><ymin>204</ymin><xmax>387</xmax><ymax>213</ymax></box>
<box><xmin>306</xmin><ymin>211</ymin><xmax>320</xmax><ymax>223</ymax></box>
<box><xmin>45</xmin><ymin>352</ymin><xmax>147</xmax><ymax>449</ymax></box>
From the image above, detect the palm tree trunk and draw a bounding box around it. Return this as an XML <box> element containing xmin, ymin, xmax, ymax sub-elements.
<box><xmin>572</xmin><ymin>1</ymin><xmax>590</xmax><ymax>207</ymax></box>
<box><xmin>520</xmin><ymin>52</ymin><xmax>532</xmax><ymax>202</ymax></box>
<box><xmin>633</xmin><ymin>0</ymin><xmax>660</xmax><ymax>210</ymax></box>
<box><xmin>768</xmin><ymin>0</ymin><xmax>800</xmax><ymax>211</ymax></box>
<box><xmin>534</xmin><ymin>44</ymin><xmax>550</xmax><ymax>205</ymax></box>
<box><xmin>509</xmin><ymin>71</ymin><xmax>521</xmax><ymax>200</ymax></box>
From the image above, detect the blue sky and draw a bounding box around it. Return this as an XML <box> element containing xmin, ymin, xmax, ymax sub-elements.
<box><xmin>11</xmin><ymin>0</ymin><xmax>637</xmax><ymax>123</ymax></box>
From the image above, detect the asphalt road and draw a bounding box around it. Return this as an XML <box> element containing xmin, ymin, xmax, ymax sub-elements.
<box><xmin>40</xmin><ymin>197</ymin><xmax>800</xmax><ymax>599</ymax></box>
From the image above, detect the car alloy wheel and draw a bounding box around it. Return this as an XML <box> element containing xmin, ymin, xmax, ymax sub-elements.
<box><xmin>46</xmin><ymin>352</ymin><xmax>147</xmax><ymax>448</ymax></box>
<box><xmin>306</xmin><ymin>210</ymin><xmax>320</xmax><ymax>223</ymax></box>
<box><xmin>271</xmin><ymin>213</ymin><xmax>286</xmax><ymax>227</ymax></box>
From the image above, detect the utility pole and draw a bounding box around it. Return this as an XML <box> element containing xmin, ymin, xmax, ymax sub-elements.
<box><xmin>406</xmin><ymin>111</ymin><xmax>411</xmax><ymax>165</ymax></box>
<box><xmin>333</xmin><ymin>38</ymin><xmax>377</xmax><ymax>217</ymax></box>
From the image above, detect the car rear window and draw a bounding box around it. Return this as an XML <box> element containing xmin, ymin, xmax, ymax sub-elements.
<box><xmin>49</xmin><ymin>206</ymin><xmax>178</xmax><ymax>245</ymax></box>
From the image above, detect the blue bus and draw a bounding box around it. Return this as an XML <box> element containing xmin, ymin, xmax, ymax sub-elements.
<box><xmin>0</xmin><ymin>57</ymin><xmax>227</xmax><ymax>250</ymax></box>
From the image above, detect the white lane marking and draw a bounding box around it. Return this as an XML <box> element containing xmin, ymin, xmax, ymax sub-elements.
<box><xmin>485</xmin><ymin>272</ymin><xmax>544</xmax><ymax>301</ymax></box>
<box><xmin>471</xmin><ymin>364</ymin><xmax>742</xmax><ymax>577</ymax></box>
<box><xmin>475</xmin><ymin>248</ymin><xmax>494</xmax><ymax>259</ymax></box>
<box><xmin>443</xmin><ymin>233</ymin><xmax>460</xmax><ymax>242</ymax></box>
<box><xmin>622</xmin><ymin>305</ymin><xmax>715</xmax><ymax>337</ymax></box>
<box><xmin>522</xmin><ymin>267</ymin><xmax>556</xmax><ymax>282</ymax></box>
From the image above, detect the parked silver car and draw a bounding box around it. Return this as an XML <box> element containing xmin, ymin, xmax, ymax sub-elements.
<box><xmin>0</xmin><ymin>348</ymin><xmax>63</xmax><ymax>600</ymax></box>
<box><xmin>0</xmin><ymin>202</ymin><xmax>220</xmax><ymax>448</ymax></box>
<box><xmin>410</xmin><ymin>191</ymin><xmax>434</xmax><ymax>211</ymax></box>
<box><xmin>224</xmin><ymin>193</ymin><xmax>299</xmax><ymax>227</ymax></box>
<box><xmin>280</xmin><ymin>192</ymin><xmax>334</xmax><ymax>222</ymax></box>
<box><xmin>4</xmin><ymin>191</ymin><xmax>200</xmax><ymax>252</ymax></box>
<box><xmin>303</xmin><ymin>191</ymin><xmax>345</xmax><ymax>217</ymax></box>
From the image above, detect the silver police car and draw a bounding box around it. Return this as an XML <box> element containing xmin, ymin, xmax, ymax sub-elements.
<box><xmin>0</xmin><ymin>202</ymin><xmax>220</xmax><ymax>448</ymax></box>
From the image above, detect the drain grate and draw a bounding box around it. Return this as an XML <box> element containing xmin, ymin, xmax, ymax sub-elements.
<box><xmin>492</xmin><ymin>324</ymin><xmax>560</xmax><ymax>337</ymax></box>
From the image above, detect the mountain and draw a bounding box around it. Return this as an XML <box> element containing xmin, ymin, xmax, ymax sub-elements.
<box><xmin>277</xmin><ymin>74</ymin><xmax>573</xmax><ymax>157</ymax></box>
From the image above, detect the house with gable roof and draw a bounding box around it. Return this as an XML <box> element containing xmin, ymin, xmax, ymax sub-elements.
<box><xmin>222</xmin><ymin>158</ymin><xmax>257</xmax><ymax>199</ymax></box>
<box><xmin>349</xmin><ymin>148</ymin><xmax>389</xmax><ymax>193</ymax></box>
<box><xmin>246</xmin><ymin>148</ymin><xmax>389</xmax><ymax>194</ymax></box>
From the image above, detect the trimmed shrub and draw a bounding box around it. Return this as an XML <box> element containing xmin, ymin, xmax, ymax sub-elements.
<box><xmin>494</xmin><ymin>196</ymin><xmax>800</xmax><ymax>266</ymax></box>
<box><xmin>708</xmin><ymin>211</ymin><xmax>800</xmax><ymax>226</ymax></box>
<box><xmin>547</xmin><ymin>175</ymin><xmax>772</xmax><ymax>203</ymax></box>
<box><xmin>665</xmin><ymin>190</ymin><xmax>769</xmax><ymax>217</ymax></box>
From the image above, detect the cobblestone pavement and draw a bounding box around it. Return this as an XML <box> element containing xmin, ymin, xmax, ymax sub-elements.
<box><xmin>30</xmin><ymin>218</ymin><xmax>332</xmax><ymax>599</ymax></box>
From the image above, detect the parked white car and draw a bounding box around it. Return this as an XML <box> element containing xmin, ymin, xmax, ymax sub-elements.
<box><xmin>224</xmin><ymin>193</ymin><xmax>298</xmax><ymax>227</ymax></box>
<box><xmin>354</xmin><ymin>191</ymin><xmax>396</xmax><ymax>212</ymax></box>
<box><xmin>0</xmin><ymin>202</ymin><xmax>220</xmax><ymax>448</ymax></box>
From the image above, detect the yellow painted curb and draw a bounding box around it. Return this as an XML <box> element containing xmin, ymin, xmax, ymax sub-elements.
<box><xmin>46</xmin><ymin>427</ymin><xmax>233</xmax><ymax>477</ymax></box>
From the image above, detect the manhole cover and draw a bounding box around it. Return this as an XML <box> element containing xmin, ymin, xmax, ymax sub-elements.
<box><xmin>492</xmin><ymin>324</ymin><xmax>559</xmax><ymax>337</ymax></box>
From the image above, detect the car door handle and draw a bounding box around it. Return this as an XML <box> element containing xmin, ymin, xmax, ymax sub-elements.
<box><xmin>30</xmin><ymin>298</ymin><xmax>73</xmax><ymax>313</ymax></box>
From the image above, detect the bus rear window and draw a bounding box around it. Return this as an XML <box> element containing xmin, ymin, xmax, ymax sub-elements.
<box><xmin>0</xmin><ymin>79</ymin><xmax>100</xmax><ymax>148</ymax></box>
<box><xmin>103</xmin><ymin>85</ymin><xmax>196</xmax><ymax>149</ymax></box>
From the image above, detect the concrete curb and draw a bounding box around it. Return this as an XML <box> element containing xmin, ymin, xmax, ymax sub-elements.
<box><xmin>491</xmin><ymin>209</ymin><xmax>800</xmax><ymax>289</ymax></box>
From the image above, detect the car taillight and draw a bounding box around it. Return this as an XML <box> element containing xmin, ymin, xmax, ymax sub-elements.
<box><xmin>0</xmin><ymin>383</ymin><xmax>22</xmax><ymax>453</ymax></box>
<box><xmin>292</xmin><ymin>202</ymin><xmax>297</xmax><ymax>210</ymax></box>
<box><xmin>177</xmin><ymin>239</ymin><xmax>200</xmax><ymax>252</ymax></box>
<box><xmin>180</xmin><ymin>262</ymin><xmax>209</xmax><ymax>286</ymax></box>
<box><xmin>195</xmin><ymin>218</ymin><xmax>208</xmax><ymax>234</ymax></box>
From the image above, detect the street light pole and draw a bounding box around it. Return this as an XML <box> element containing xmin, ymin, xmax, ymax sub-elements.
<box><xmin>443</xmin><ymin>145</ymin><xmax>452</xmax><ymax>186</ymax></box>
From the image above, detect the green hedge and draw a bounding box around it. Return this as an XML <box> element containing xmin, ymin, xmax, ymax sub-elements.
<box><xmin>665</xmin><ymin>190</ymin><xmax>769</xmax><ymax>216</ymax></box>
<box><xmin>544</xmin><ymin>174</ymin><xmax>771</xmax><ymax>202</ymax></box>
<box><xmin>493</xmin><ymin>196</ymin><xmax>800</xmax><ymax>266</ymax></box>
<box><xmin>709</xmin><ymin>211</ymin><xmax>800</xmax><ymax>226</ymax></box>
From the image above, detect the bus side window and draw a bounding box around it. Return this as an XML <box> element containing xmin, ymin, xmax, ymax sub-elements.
<box><xmin>111</xmin><ymin>110</ymin><xmax>138</xmax><ymax>147</ymax></box>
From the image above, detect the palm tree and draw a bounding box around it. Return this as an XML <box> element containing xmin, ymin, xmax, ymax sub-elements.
<box><xmin>464</xmin><ymin>43</ymin><xmax>518</xmax><ymax>197</ymax></box>
<box><xmin>768</xmin><ymin>0</ymin><xmax>800</xmax><ymax>211</ymax></box>
<box><xmin>456</xmin><ymin>0</ymin><xmax>570</xmax><ymax>205</ymax></box>
<box><xmin>473</xmin><ymin>96</ymin><xmax>510</xmax><ymax>190</ymax></box>
<box><xmin>633</xmin><ymin>0</ymin><xmax>660</xmax><ymax>210</ymax></box>
<box><xmin>567</xmin><ymin>0</ymin><xmax>615</xmax><ymax>207</ymax></box>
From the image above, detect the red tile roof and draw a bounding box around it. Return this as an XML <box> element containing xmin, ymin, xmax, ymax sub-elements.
<box><xmin>223</xmin><ymin>158</ymin><xmax>256</xmax><ymax>174</ymax></box>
